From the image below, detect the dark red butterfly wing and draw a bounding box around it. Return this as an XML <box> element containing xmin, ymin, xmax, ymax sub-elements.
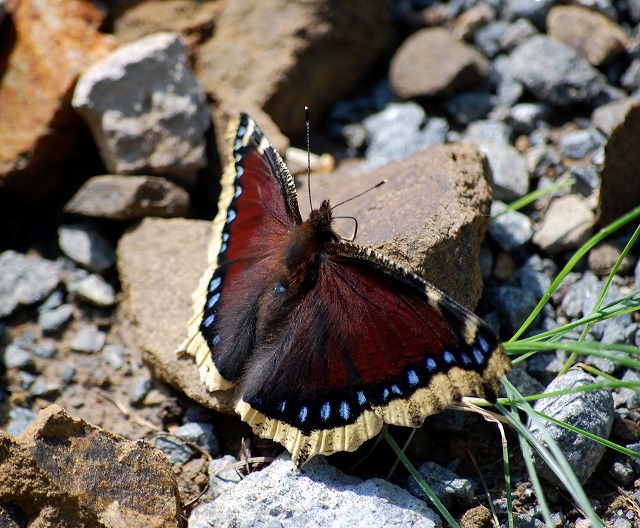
<box><xmin>180</xmin><ymin>114</ymin><xmax>301</xmax><ymax>390</ymax></box>
<box><xmin>236</xmin><ymin>242</ymin><xmax>510</xmax><ymax>466</ymax></box>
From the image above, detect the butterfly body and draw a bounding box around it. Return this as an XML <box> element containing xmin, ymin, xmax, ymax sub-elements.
<box><xmin>180</xmin><ymin>113</ymin><xmax>511</xmax><ymax>467</ymax></box>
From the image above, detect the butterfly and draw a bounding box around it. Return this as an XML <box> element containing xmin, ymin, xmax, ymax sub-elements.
<box><xmin>180</xmin><ymin>113</ymin><xmax>511</xmax><ymax>468</ymax></box>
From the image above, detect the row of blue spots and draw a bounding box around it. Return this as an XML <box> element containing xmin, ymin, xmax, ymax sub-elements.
<box><xmin>208</xmin><ymin>276</ymin><xmax>221</xmax><ymax>293</ymax></box>
<box><xmin>207</xmin><ymin>292</ymin><xmax>220</xmax><ymax>309</ymax></box>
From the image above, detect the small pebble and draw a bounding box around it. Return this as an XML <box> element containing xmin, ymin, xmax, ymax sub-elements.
<box><xmin>38</xmin><ymin>304</ymin><xmax>74</xmax><ymax>333</ymax></box>
<box><xmin>70</xmin><ymin>325</ymin><xmax>107</xmax><ymax>353</ymax></box>
<box><xmin>152</xmin><ymin>435</ymin><xmax>194</xmax><ymax>464</ymax></box>
<box><xmin>61</xmin><ymin>365</ymin><xmax>76</xmax><ymax>385</ymax></box>
<box><xmin>488</xmin><ymin>201</ymin><xmax>534</xmax><ymax>251</ymax></box>
<box><xmin>3</xmin><ymin>344</ymin><xmax>35</xmax><ymax>370</ymax></box>
<box><xmin>130</xmin><ymin>377</ymin><xmax>153</xmax><ymax>406</ymax></box>
<box><xmin>406</xmin><ymin>461</ymin><xmax>474</xmax><ymax>510</ymax></box>
<box><xmin>33</xmin><ymin>342</ymin><xmax>57</xmax><ymax>359</ymax></box>
<box><xmin>6</xmin><ymin>407</ymin><xmax>38</xmax><ymax>437</ymax></box>
<box><xmin>58</xmin><ymin>224</ymin><xmax>116</xmax><ymax>273</ymax></box>
<box><xmin>69</xmin><ymin>274</ymin><xmax>116</xmax><ymax>308</ymax></box>
<box><xmin>29</xmin><ymin>378</ymin><xmax>62</xmax><ymax>400</ymax></box>
<box><xmin>176</xmin><ymin>422</ymin><xmax>220</xmax><ymax>456</ymax></box>
<box><xmin>102</xmin><ymin>344</ymin><xmax>125</xmax><ymax>370</ymax></box>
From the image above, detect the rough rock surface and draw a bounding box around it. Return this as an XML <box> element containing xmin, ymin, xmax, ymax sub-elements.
<box><xmin>73</xmin><ymin>33</ymin><xmax>210</xmax><ymax>186</ymax></box>
<box><xmin>189</xmin><ymin>455</ymin><xmax>442</xmax><ymax>528</ymax></box>
<box><xmin>390</xmin><ymin>28</ymin><xmax>488</xmax><ymax>99</ymax></box>
<box><xmin>0</xmin><ymin>0</ymin><xmax>116</xmax><ymax>201</ymax></box>
<box><xmin>64</xmin><ymin>175</ymin><xmax>190</xmax><ymax>220</ymax></box>
<box><xmin>1</xmin><ymin>405</ymin><xmax>183</xmax><ymax>528</ymax></box>
<box><xmin>196</xmin><ymin>0</ymin><xmax>392</xmax><ymax>136</ymax></box>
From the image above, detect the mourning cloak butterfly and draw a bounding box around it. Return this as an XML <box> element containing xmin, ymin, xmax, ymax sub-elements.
<box><xmin>180</xmin><ymin>114</ymin><xmax>511</xmax><ymax>467</ymax></box>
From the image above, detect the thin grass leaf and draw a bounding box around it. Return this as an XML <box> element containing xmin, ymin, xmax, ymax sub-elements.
<box><xmin>500</xmin><ymin>379</ymin><xmax>603</xmax><ymax>526</ymax></box>
<box><xmin>536</xmin><ymin>410</ymin><xmax>640</xmax><ymax>459</ymax></box>
<box><xmin>490</xmin><ymin>179</ymin><xmax>575</xmax><ymax>221</ymax></box>
<box><xmin>508</xmin><ymin>205</ymin><xmax>640</xmax><ymax>342</ymax></box>
<box><xmin>381</xmin><ymin>428</ymin><xmax>460</xmax><ymax>528</ymax></box>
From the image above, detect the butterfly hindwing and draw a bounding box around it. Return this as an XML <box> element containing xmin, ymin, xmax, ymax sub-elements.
<box><xmin>179</xmin><ymin>114</ymin><xmax>301</xmax><ymax>391</ymax></box>
<box><xmin>236</xmin><ymin>241</ymin><xmax>510</xmax><ymax>466</ymax></box>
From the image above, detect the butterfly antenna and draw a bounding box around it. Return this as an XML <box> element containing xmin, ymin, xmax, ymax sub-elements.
<box><xmin>331</xmin><ymin>180</ymin><xmax>386</xmax><ymax>210</ymax></box>
<box><xmin>305</xmin><ymin>106</ymin><xmax>313</xmax><ymax>211</ymax></box>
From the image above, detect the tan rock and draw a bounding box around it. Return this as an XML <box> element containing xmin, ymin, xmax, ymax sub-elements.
<box><xmin>195</xmin><ymin>0</ymin><xmax>392</xmax><ymax>136</ymax></box>
<box><xmin>0</xmin><ymin>0</ymin><xmax>116</xmax><ymax>202</ymax></box>
<box><xmin>598</xmin><ymin>103</ymin><xmax>640</xmax><ymax>225</ymax></box>
<box><xmin>533</xmin><ymin>195</ymin><xmax>596</xmax><ymax>255</ymax></box>
<box><xmin>0</xmin><ymin>405</ymin><xmax>183</xmax><ymax>528</ymax></box>
<box><xmin>117</xmin><ymin>218</ymin><xmax>237</xmax><ymax>413</ymax></box>
<box><xmin>547</xmin><ymin>5</ymin><xmax>627</xmax><ymax>66</ymax></box>
<box><xmin>64</xmin><ymin>175</ymin><xmax>190</xmax><ymax>220</ymax></box>
<box><xmin>390</xmin><ymin>27</ymin><xmax>488</xmax><ymax>99</ymax></box>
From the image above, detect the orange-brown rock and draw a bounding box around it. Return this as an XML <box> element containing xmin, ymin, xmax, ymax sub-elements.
<box><xmin>1</xmin><ymin>405</ymin><xmax>183</xmax><ymax>527</ymax></box>
<box><xmin>0</xmin><ymin>0</ymin><xmax>116</xmax><ymax>202</ymax></box>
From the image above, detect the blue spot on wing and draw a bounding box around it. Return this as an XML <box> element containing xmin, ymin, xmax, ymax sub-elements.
<box><xmin>382</xmin><ymin>388</ymin><xmax>390</xmax><ymax>402</ymax></box>
<box><xmin>299</xmin><ymin>406</ymin><xmax>308</xmax><ymax>423</ymax></box>
<box><xmin>203</xmin><ymin>314</ymin><xmax>215</xmax><ymax>327</ymax></box>
<box><xmin>472</xmin><ymin>348</ymin><xmax>484</xmax><ymax>365</ymax></box>
<box><xmin>207</xmin><ymin>293</ymin><xmax>220</xmax><ymax>308</ymax></box>
<box><xmin>443</xmin><ymin>351</ymin><xmax>456</xmax><ymax>364</ymax></box>
<box><xmin>408</xmin><ymin>370</ymin><xmax>419</xmax><ymax>386</ymax></box>
<box><xmin>227</xmin><ymin>209</ymin><xmax>237</xmax><ymax>222</ymax></box>
<box><xmin>236</xmin><ymin>165</ymin><xmax>244</xmax><ymax>178</ymax></box>
<box><xmin>339</xmin><ymin>402</ymin><xmax>350</xmax><ymax>420</ymax></box>
<box><xmin>320</xmin><ymin>402</ymin><xmax>331</xmax><ymax>421</ymax></box>
<box><xmin>212</xmin><ymin>334</ymin><xmax>220</xmax><ymax>346</ymax></box>
<box><xmin>209</xmin><ymin>276</ymin><xmax>222</xmax><ymax>292</ymax></box>
<box><xmin>426</xmin><ymin>357</ymin><xmax>437</xmax><ymax>372</ymax></box>
<box><xmin>391</xmin><ymin>384</ymin><xmax>402</xmax><ymax>395</ymax></box>
<box><xmin>357</xmin><ymin>391</ymin><xmax>366</xmax><ymax>405</ymax></box>
<box><xmin>476</xmin><ymin>335</ymin><xmax>490</xmax><ymax>354</ymax></box>
<box><xmin>234</xmin><ymin>185</ymin><xmax>243</xmax><ymax>198</ymax></box>
<box><xmin>278</xmin><ymin>400</ymin><xmax>286</xmax><ymax>412</ymax></box>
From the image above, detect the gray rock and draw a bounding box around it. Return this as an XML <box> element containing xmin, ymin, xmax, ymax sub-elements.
<box><xmin>406</xmin><ymin>461</ymin><xmax>474</xmax><ymax>510</ymax></box>
<box><xmin>529</xmin><ymin>369</ymin><xmax>614</xmax><ymax>485</ymax></box>
<box><xmin>190</xmin><ymin>455</ymin><xmax>441</xmax><ymax>528</ymax></box>
<box><xmin>33</xmin><ymin>342</ymin><xmax>57</xmax><ymax>359</ymax></box>
<box><xmin>61</xmin><ymin>366</ymin><xmax>76</xmax><ymax>385</ymax></box>
<box><xmin>38</xmin><ymin>304</ymin><xmax>74</xmax><ymax>333</ymax></box>
<box><xmin>3</xmin><ymin>343</ymin><xmax>34</xmax><ymax>370</ymax></box>
<box><xmin>626</xmin><ymin>442</ymin><xmax>640</xmax><ymax>474</ymax></box>
<box><xmin>532</xmin><ymin>195</ymin><xmax>596</xmax><ymax>255</ymax></box>
<box><xmin>488</xmin><ymin>202</ymin><xmax>533</xmax><ymax>251</ymax></box>
<box><xmin>72</xmin><ymin>33</ymin><xmax>210</xmax><ymax>185</ymax></box>
<box><xmin>0</xmin><ymin>251</ymin><xmax>62</xmax><ymax>318</ymax></box>
<box><xmin>569</xmin><ymin>165</ymin><xmax>600</xmax><ymax>197</ymax></box>
<box><xmin>503</xmin><ymin>367</ymin><xmax>546</xmax><ymax>397</ymax></box>
<box><xmin>499</xmin><ymin>18</ymin><xmax>539</xmax><ymax>52</ymax></box>
<box><xmin>445</xmin><ymin>91</ymin><xmax>493</xmax><ymax>124</ymax></box>
<box><xmin>609</xmin><ymin>459</ymin><xmax>635</xmax><ymax>486</ymax></box>
<box><xmin>502</xmin><ymin>0</ymin><xmax>556</xmax><ymax>28</ymax></box>
<box><xmin>508</xmin><ymin>35</ymin><xmax>607</xmax><ymax>105</ymax></box>
<box><xmin>560</xmin><ymin>272</ymin><xmax>601</xmax><ymax>319</ymax></box>
<box><xmin>526</xmin><ymin>146</ymin><xmax>562</xmax><ymax>180</ymax></box>
<box><xmin>559</xmin><ymin>128</ymin><xmax>606</xmax><ymax>159</ymax></box>
<box><xmin>102</xmin><ymin>344</ymin><xmax>125</xmax><ymax>370</ymax></box>
<box><xmin>516</xmin><ymin>254</ymin><xmax>554</xmax><ymax>300</ymax></box>
<box><xmin>152</xmin><ymin>435</ymin><xmax>194</xmax><ymax>464</ymax></box>
<box><xmin>58</xmin><ymin>224</ymin><xmax>116</xmax><ymax>273</ymax></box>
<box><xmin>5</xmin><ymin>407</ymin><xmax>38</xmax><ymax>437</ymax></box>
<box><xmin>69</xmin><ymin>274</ymin><xmax>116</xmax><ymax>308</ymax></box>
<box><xmin>363</xmin><ymin>103</ymin><xmax>448</xmax><ymax>168</ymax></box>
<box><xmin>70</xmin><ymin>325</ymin><xmax>107</xmax><ymax>354</ymax></box>
<box><xmin>463</xmin><ymin>119</ymin><xmax>512</xmax><ymax>145</ymax></box>
<box><xmin>176</xmin><ymin>422</ymin><xmax>219</xmax><ymax>456</ymax></box>
<box><xmin>38</xmin><ymin>290</ymin><xmax>64</xmax><ymax>313</ymax></box>
<box><xmin>508</xmin><ymin>103</ymin><xmax>551</xmax><ymax>134</ymax></box>
<box><xmin>207</xmin><ymin>455</ymin><xmax>243</xmax><ymax>500</ymax></box>
<box><xmin>613</xmin><ymin>369</ymin><xmax>640</xmax><ymax>409</ymax></box>
<box><xmin>29</xmin><ymin>378</ymin><xmax>62</xmax><ymax>400</ymax></box>
<box><xmin>129</xmin><ymin>377</ymin><xmax>153</xmax><ymax>406</ymax></box>
<box><xmin>476</xmin><ymin>143</ymin><xmax>529</xmax><ymax>201</ymax></box>
<box><xmin>512</xmin><ymin>515</ymin><xmax>545</xmax><ymax>528</ymax></box>
<box><xmin>621</xmin><ymin>59</ymin><xmax>640</xmax><ymax>92</ymax></box>
<box><xmin>488</xmin><ymin>286</ymin><xmax>539</xmax><ymax>334</ymax></box>
<box><xmin>474</xmin><ymin>20</ymin><xmax>511</xmax><ymax>58</ymax></box>
<box><xmin>64</xmin><ymin>174</ymin><xmax>190</xmax><ymax>220</ymax></box>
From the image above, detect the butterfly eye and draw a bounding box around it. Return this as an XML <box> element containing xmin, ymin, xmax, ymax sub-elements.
<box><xmin>273</xmin><ymin>282</ymin><xmax>287</xmax><ymax>295</ymax></box>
